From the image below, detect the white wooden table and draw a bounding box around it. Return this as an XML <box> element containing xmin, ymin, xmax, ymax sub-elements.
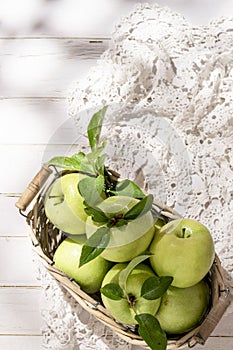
<box><xmin>0</xmin><ymin>1</ymin><xmax>232</xmax><ymax>349</ymax></box>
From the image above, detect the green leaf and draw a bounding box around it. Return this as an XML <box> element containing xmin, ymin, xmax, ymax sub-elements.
<box><xmin>84</xmin><ymin>206</ymin><xmax>109</xmax><ymax>223</ymax></box>
<box><xmin>79</xmin><ymin>227</ymin><xmax>110</xmax><ymax>267</ymax></box>
<box><xmin>87</xmin><ymin>106</ymin><xmax>108</xmax><ymax>151</ymax></box>
<box><xmin>100</xmin><ymin>283</ymin><xmax>126</xmax><ymax>300</ymax></box>
<box><xmin>135</xmin><ymin>313</ymin><xmax>167</xmax><ymax>350</ymax></box>
<box><xmin>112</xmin><ymin>179</ymin><xmax>145</xmax><ymax>199</ymax></box>
<box><xmin>119</xmin><ymin>254</ymin><xmax>151</xmax><ymax>292</ymax></box>
<box><xmin>46</xmin><ymin>154</ymin><xmax>94</xmax><ymax>174</ymax></box>
<box><xmin>141</xmin><ymin>276</ymin><xmax>173</xmax><ymax>300</ymax></box>
<box><xmin>115</xmin><ymin>179</ymin><xmax>130</xmax><ymax>191</ymax></box>
<box><xmin>95</xmin><ymin>153</ymin><xmax>106</xmax><ymax>174</ymax></box>
<box><xmin>70</xmin><ymin>152</ymin><xmax>86</xmax><ymax>162</ymax></box>
<box><xmin>114</xmin><ymin>219</ymin><xmax>128</xmax><ymax>228</ymax></box>
<box><xmin>78</xmin><ymin>175</ymin><xmax>105</xmax><ymax>207</ymax></box>
<box><xmin>124</xmin><ymin>194</ymin><xmax>154</xmax><ymax>221</ymax></box>
<box><xmin>86</xmin><ymin>140</ymin><xmax>107</xmax><ymax>164</ymax></box>
<box><xmin>95</xmin><ymin>174</ymin><xmax>105</xmax><ymax>194</ymax></box>
<box><xmin>46</xmin><ymin>156</ymin><xmax>80</xmax><ymax>170</ymax></box>
<box><xmin>86</xmin><ymin>138</ymin><xmax>107</xmax><ymax>175</ymax></box>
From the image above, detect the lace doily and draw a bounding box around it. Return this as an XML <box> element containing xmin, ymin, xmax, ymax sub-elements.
<box><xmin>39</xmin><ymin>3</ymin><xmax>233</xmax><ymax>349</ymax></box>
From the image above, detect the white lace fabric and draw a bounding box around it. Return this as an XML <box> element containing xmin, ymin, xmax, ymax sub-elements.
<box><xmin>39</xmin><ymin>3</ymin><xmax>233</xmax><ymax>349</ymax></box>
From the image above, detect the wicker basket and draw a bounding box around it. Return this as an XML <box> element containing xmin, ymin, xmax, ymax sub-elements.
<box><xmin>16</xmin><ymin>166</ymin><xmax>232</xmax><ymax>349</ymax></box>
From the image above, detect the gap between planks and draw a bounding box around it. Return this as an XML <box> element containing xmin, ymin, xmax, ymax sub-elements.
<box><xmin>0</xmin><ymin>334</ymin><xmax>41</xmax><ymax>336</ymax></box>
<box><xmin>0</xmin><ymin>36</ymin><xmax>110</xmax><ymax>40</ymax></box>
<box><xmin>0</xmin><ymin>286</ymin><xmax>41</xmax><ymax>289</ymax></box>
<box><xmin>0</xmin><ymin>96</ymin><xmax>66</xmax><ymax>100</ymax></box>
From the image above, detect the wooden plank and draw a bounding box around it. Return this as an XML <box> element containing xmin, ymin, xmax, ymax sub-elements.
<box><xmin>0</xmin><ymin>336</ymin><xmax>42</xmax><ymax>350</ymax></box>
<box><xmin>0</xmin><ymin>144</ymin><xmax>77</xmax><ymax>193</ymax></box>
<box><xmin>0</xmin><ymin>38</ymin><xmax>109</xmax><ymax>98</ymax></box>
<box><xmin>1</xmin><ymin>1</ymin><xmax>233</xmax><ymax>40</ymax></box>
<box><xmin>0</xmin><ymin>336</ymin><xmax>232</xmax><ymax>350</ymax></box>
<box><xmin>0</xmin><ymin>288</ymin><xmax>43</xmax><ymax>334</ymax></box>
<box><xmin>0</xmin><ymin>237</ymin><xmax>39</xmax><ymax>286</ymax></box>
<box><xmin>133</xmin><ymin>337</ymin><xmax>232</xmax><ymax>350</ymax></box>
<box><xmin>194</xmin><ymin>337</ymin><xmax>233</xmax><ymax>350</ymax></box>
<box><xmin>0</xmin><ymin>1</ymin><xmax>131</xmax><ymax>37</ymax></box>
<box><xmin>0</xmin><ymin>196</ymin><xmax>28</xmax><ymax>236</ymax></box>
<box><xmin>0</xmin><ymin>98</ymin><xmax>81</xmax><ymax>144</ymax></box>
<box><xmin>0</xmin><ymin>98</ymin><xmax>67</xmax><ymax>144</ymax></box>
<box><xmin>211</xmin><ymin>311</ymin><xmax>233</xmax><ymax>337</ymax></box>
<box><xmin>2</xmin><ymin>0</ymin><xmax>232</xmax><ymax>40</ymax></box>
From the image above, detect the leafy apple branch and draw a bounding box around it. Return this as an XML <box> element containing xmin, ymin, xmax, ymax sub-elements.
<box><xmin>45</xmin><ymin>106</ymin><xmax>155</xmax><ymax>267</ymax></box>
<box><xmin>45</xmin><ymin>106</ymin><xmax>147</xmax><ymax>199</ymax></box>
<box><xmin>46</xmin><ymin>106</ymin><xmax>109</xmax><ymax>177</ymax></box>
<box><xmin>100</xmin><ymin>255</ymin><xmax>173</xmax><ymax>350</ymax></box>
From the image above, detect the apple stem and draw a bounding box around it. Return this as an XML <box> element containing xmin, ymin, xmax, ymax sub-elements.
<box><xmin>109</xmin><ymin>214</ymin><xmax>124</xmax><ymax>227</ymax></box>
<box><xmin>182</xmin><ymin>228</ymin><xmax>186</xmax><ymax>238</ymax></box>
<box><xmin>181</xmin><ymin>227</ymin><xmax>191</xmax><ymax>238</ymax></box>
<box><xmin>128</xmin><ymin>294</ymin><xmax>136</xmax><ymax>309</ymax></box>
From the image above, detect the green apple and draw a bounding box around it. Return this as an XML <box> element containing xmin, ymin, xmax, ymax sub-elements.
<box><xmin>101</xmin><ymin>263</ymin><xmax>161</xmax><ymax>325</ymax></box>
<box><xmin>156</xmin><ymin>280</ymin><xmax>210</xmax><ymax>334</ymax></box>
<box><xmin>53</xmin><ymin>238</ymin><xmax>112</xmax><ymax>294</ymax></box>
<box><xmin>149</xmin><ymin>218</ymin><xmax>215</xmax><ymax>288</ymax></box>
<box><xmin>86</xmin><ymin>196</ymin><xmax>155</xmax><ymax>262</ymax></box>
<box><xmin>44</xmin><ymin>173</ymin><xmax>88</xmax><ymax>235</ymax></box>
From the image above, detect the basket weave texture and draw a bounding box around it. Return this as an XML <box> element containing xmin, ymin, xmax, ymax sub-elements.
<box><xmin>18</xmin><ymin>168</ymin><xmax>232</xmax><ymax>349</ymax></box>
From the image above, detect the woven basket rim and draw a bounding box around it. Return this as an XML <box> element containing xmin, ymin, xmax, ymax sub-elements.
<box><xmin>22</xmin><ymin>169</ymin><xmax>232</xmax><ymax>349</ymax></box>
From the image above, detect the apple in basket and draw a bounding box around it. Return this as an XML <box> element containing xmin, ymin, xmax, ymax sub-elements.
<box><xmin>85</xmin><ymin>195</ymin><xmax>155</xmax><ymax>262</ymax></box>
<box><xmin>53</xmin><ymin>237</ymin><xmax>112</xmax><ymax>294</ymax></box>
<box><xmin>156</xmin><ymin>280</ymin><xmax>210</xmax><ymax>334</ymax></box>
<box><xmin>100</xmin><ymin>255</ymin><xmax>175</xmax><ymax>350</ymax></box>
<box><xmin>149</xmin><ymin>218</ymin><xmax>215</xmax><ymax>288</ymax></box>
<box><xmin>100</xmin><ymin>262</ymin><xmax>162</xmax><ymax>325</ymax></box>
<box><xmin>44</xmin><ymin>173</ymin><xmax>89</xmax><ymax>235</ymax></box>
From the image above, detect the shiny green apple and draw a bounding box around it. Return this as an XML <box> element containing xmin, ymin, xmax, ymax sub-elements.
<box><xmin>53</xmin><ymin>238</ymin><xmax>112</xmax><ymax>294</ymax></box>
<box><xmin>101</xmin><ymin>263</ymin><xmax>161</xmax><ymax>325</ymax></box>
<box><xmin>44</xmin><ymin>173</ymin><xmax>88</xmax><ymax>235</ymax></box>
<box><xmin>149</xmin><ymin>218</ymin><xmax>215</xmax><ymax>288</ymax></box>
<box><xmin>156</xmin><ymin>280</ymin><xmax>210</xmax><ymax>334</ymax></box>
<box><xmin>86</xmin><ymin>196</ymin><xmax>155</xmax><ymax>262</ymax></box>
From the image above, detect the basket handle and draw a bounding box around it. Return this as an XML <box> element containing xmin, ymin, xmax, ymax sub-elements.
<box><xmin>193</xmin><ymin>289</ymin><xmax>232</xmax><ymax>345</ymax></box>
<box><xmin>15</xmin><ymin>165</ymin><xmax>53</xmax><ymax>211</ymax></box>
